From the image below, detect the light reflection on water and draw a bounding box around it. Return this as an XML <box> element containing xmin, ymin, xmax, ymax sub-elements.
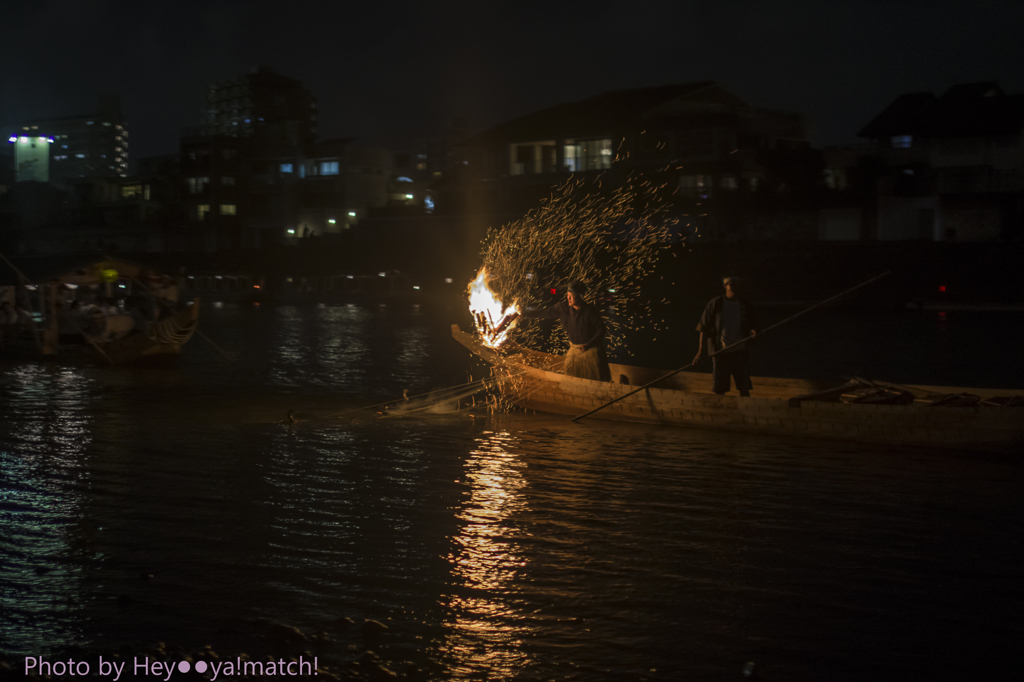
<box><xmin>1</xmin><ymin>365</ymin><xmax>92</xmax><ymax>653</ymax></box>
<box><xmin>0</xmin><ymin>302</ymin><xmax>1022</xmax><ymax>681</ymax></box>
<box><xmin>445</xmin><ymin>430</ymin><xmax>532</xmax><ymax>679</ymax></box>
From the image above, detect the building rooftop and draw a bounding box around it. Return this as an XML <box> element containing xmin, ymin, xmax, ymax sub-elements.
<box><xmin>859</xmin><ymin>82</ymin><xmax>1024</xmax><ymax>139</ymax></box>
<box><xmin>466</xmin><ymin>81</ymin><xmax>724</xmax><ymax>145</ymax></box>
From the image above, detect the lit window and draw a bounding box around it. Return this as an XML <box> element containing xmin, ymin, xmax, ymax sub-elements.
<box><xmin>197</xmin><ymin>204</ymin><xmax>211</xmax><ymax>220</ymax></box>
<box><xmin>721</xmin><ymin>175</ymin><xmax>738</xmax><ymax>190</ymax></box>
<box><xmin>348</xmin><ymin>211</ymin><xmax>356</xmax><ymax>217</ymax></box>
<box><xmin>187</xmin><ymin>177</ymin><xmax>211</xmax><ymax>194</ymax></box>
<box><xmin>320</xmin><ymin>161</ymin><xmax>339</xmax><ymax>175</ymax></box>
<box><xmin>76</xmin><ymin>153</ymin><xmax>86</xmax><ymax>159</ymax></box>
<box><xmin>892</xmin><ymin>135</ymin><xmax>912</xmax><ymax>149</ymax></box>
<box><xmin>220</xmin><ymin>204</ymin><xmax>236</xmax><ymax>215</ymax></box>
<box><xmin>280</xmin><ymin>163</ymin><xmax>293</xmax><ymax>174</ymax></box>
<box><xmin>121</xmin><ymin>185</ymin><xmax>142</xmax><ymax>198</ymax></box>
<box><xmin>563</xmin><ymin>143</ymin><xmax>579</xmax><ymax>172</ymax></box>
<box><xmin>563</xmin><ymin>138</ymin><xmax>613</xmax><ymax>172</ymax></box>
<box><xmin>679</xmin><ymin>174</ymin><xmax>713</xmax><ymax>197</ymax></box>
<box><xmin>583</xmin><ymin>139</ymin><xmax>613</xmax><ymax>169</ymax></box>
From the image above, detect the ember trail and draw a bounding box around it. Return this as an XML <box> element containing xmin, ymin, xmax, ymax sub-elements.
<box><xmin>468</xmin><ymin>175</ymin><xmax>678</xmax><ymax>355</ymax></box>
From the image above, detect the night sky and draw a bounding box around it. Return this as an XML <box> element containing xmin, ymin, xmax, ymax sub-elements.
<box><xmin>3</xmin><ymin>0</ymin><xmax>1022</xmax><ymax>166</ymax></box>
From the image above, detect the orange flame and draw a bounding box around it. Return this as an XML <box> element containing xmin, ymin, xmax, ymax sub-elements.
<box><xmin>468</xmin><ymin>267</ymin><xmax>520</xmax><ymax>348</ymax></box>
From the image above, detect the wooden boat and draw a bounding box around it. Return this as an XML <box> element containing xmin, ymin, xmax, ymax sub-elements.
<box><xmin>1</xmin><ymin>257</ymin><xmax>199</xmax><ymax>365</ymax></box>
<box><xmin>452</xmin><ymin>324</ymin><xmax>1024</xmax><ymax>452</ymax></box>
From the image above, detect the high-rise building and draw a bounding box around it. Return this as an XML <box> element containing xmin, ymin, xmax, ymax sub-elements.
<box><xmin>9</xmin><ymin>134</ymin><xmax>52</xmax><ymax>182</ymax></box>
<box><xmin>17</xmin><ymin>93</ymin><xmax>128</xmax><ymax>185</ymax></box>
<box><xmin>202</xmin><ymin>66</ymin><xmax>317</xmax><ymax>145</ymax></box>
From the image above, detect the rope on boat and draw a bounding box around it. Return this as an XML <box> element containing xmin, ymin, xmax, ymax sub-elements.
<box><xmin>325</xmin><ymin>367</ymin><xmax>533</xmax><ymax>419</ymax></box>
<box><xmin>320</xmin><ymin>341</ymin><xmax>562</xmax><ymax>420</ymax></box>
<box><xmin>146</xmin><ymin>314</ymin><xmax>197</xmax><ymax>345</ymax></box>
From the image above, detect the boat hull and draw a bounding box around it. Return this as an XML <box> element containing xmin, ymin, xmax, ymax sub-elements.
<box><xmin>452</xmin><ymin>325</ymin><xmax>1024</xmax><ymax>452</ymax></box>
<box><xmin>2</xmin><ymin>301</ymin><xmax>199</xmax><ymax>366</ymax></box>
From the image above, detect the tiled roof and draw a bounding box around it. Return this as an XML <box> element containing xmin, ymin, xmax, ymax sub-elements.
<box><xmin>466</xmin><ymin>82</ymin><xmax>719</xmax><ymax>146</ymax></box>
<box><xmin>859</xmin><ymin>82</ymin><xmax>1024</xmax><ymax>138</ymax></box>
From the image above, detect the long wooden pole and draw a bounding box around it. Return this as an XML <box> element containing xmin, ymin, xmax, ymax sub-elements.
<box><xmin>571</xmin><ymin>271</ymin><xmax>890</xmax><ymax>423</ymax></box>
<box><xmin>0</xmin><ymin>248</ymin><xmax>116</xmax><ymax>363</ymax></box>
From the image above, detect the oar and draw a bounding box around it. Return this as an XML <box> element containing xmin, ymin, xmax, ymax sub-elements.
<box><xmin>0</xmin><ymin>248</ymin><xmax>116</xmax><ymax>364</ymax></box>
<box><xmin>571</xmin><ymin>271</ymin><xmax>891</xmax><ymax>423</ymax></box>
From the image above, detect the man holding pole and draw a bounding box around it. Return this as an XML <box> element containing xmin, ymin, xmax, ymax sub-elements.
<box><xmin>572</xmin><ymin>271</ymin><xmax>886</xmax><ymax>423</ymax></box>
<box><xmin>694</xmin><ymin>275</ymin><xmax>759</xmax><ymax>397</ymax></box>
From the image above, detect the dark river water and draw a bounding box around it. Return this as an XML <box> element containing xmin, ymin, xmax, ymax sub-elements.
<box><xmin>2</xmin><ymin>300</ymin><xmax>1022</xmax><ymax>681</ymax></box>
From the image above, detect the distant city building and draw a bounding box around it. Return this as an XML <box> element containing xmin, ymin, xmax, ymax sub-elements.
<box><xmin>464</xmin><ymin>82</ymin><xmax>808</xmax><ymax>179</ymax></box>
<box><xmin>176</xmin><ymin>68</ymin><xmax>389</xmax><ymax>251</ymax></box>
<box><xmin>0</xmin><ymin>151</ymin><xmax>13</xmax><ymax>195</ymax></box>
<box><xmin>202</xmin><ymin>66</ymin><xmax>317</xmax><ymax>145</ymax></box>
<box><xmin>823</xmin><ymin>81</ymin><xmax>1024</xmax><ymax>241</ymax></box>
<box><xmin>16</xmin><ymin>94</ymin><xmax>128</xmax><ymax>185</ymax></box>
<box><xmin>9</xmin><ymin>134</ymin><xmax>51</xmax><ymax>182</ymax></box>
<box><xmin>452</xmin><ymin>82</ymin><xmax>819</xmax><ymax>239</ymax></box>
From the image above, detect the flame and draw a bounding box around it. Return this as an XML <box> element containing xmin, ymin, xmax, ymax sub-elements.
<box><xmin>468</xmin><ymin>267</ymin><xmax>521</xmax><ymax>348</ymax></box>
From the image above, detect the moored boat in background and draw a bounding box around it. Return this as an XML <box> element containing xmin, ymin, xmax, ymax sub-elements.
<box><xmin>1</xmin><ymin>256</ymin><xmax>199</xmax><ymax>365</ymax></box>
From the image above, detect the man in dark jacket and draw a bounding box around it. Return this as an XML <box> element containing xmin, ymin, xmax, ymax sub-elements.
<box><xmin>525</xmin><ymin>280</ymin><xmax>611</xmax><ymax>381</ymax></box>
<box><xmin>694</xmin><ymin>275</ymin><xmax>759</xmax><ymax>396</ymax></box>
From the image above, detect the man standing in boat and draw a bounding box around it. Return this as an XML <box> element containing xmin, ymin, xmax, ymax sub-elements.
<box><xmin>524</xmin><ymin>280</ymin><xmax>611</xmax><ymax>381</ymax></box>
<box><xmin>694</xmin><ymin>275</ymin><xmax>759</xmax><ymax>396</ymax></box>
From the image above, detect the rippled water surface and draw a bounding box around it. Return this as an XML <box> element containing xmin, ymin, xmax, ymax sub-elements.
<box><xmin>2</xmin><ymin>302</ymin><xmax>1022</xmax><ymax>681</ymax></box>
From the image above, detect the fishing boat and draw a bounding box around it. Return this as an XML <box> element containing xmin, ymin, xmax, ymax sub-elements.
<box><xmin>1</xmin><ymin>256</ymin><xmax>199</xmax><ymax>365</ymax></box>
<box><xmin>452</xmin><ymin>324</ymin><xmax>1024</xmax><ymax>452</ymax></box>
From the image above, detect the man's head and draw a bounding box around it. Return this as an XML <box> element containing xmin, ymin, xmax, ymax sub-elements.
<box><xmin>723</xmin><ymin>275</ymin><xmax>743</xmax><ymax>299</ymax></box>
<box><xmin>566</xmin><ymin>280</ymin><xmax>587</xmax><ymax>307</ymax></box>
